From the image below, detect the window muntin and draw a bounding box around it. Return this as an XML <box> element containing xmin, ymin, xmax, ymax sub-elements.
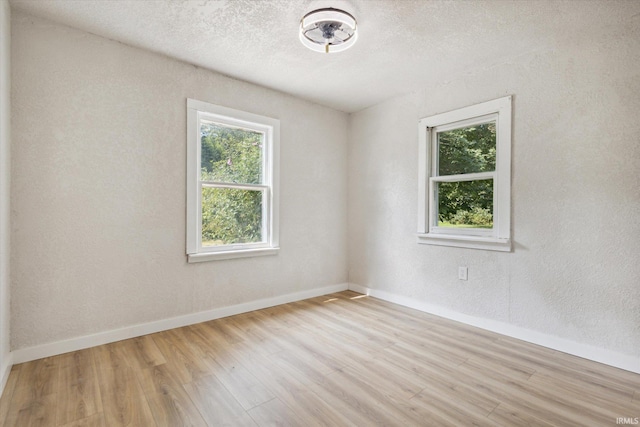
<box><xmin>187</xmin><ymin>99</ymin><xmax>279</xmax><ymax>261</ymax></box>
<box><xmin>418</xmin><ymin>96</ymin><xmax>511</xmax><ymax>251</ymax></box>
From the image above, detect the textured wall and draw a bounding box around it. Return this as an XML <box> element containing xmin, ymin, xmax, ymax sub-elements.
<box><xmin>10</xmin><ymin>12</ymin><xmax>348</xmax><ymax>350</ymax></box>
<box><xmin>0</xmin><ymin>0</ymin><xmax>10</xmax><ymax>379</ymax></box>
<box><xmin>348</xmin><ymin>4</ymin><xmax>640</xmax><ymax>358</ymax></box>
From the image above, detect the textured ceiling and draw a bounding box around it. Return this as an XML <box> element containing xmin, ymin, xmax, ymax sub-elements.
<box><xmin>8</xmin><ymin>0</ymin><xmax>618</xmax><ymax>112</ymax></box>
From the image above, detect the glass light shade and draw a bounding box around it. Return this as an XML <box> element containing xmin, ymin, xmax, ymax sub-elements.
<box><xmin>299</xmin><ymin>8</ymin><xmax>358</xmax><ymax>53</ymax></box>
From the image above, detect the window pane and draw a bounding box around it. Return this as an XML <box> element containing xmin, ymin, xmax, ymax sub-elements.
<box><xmin>200</xmin><ymin>121</ymin><xmax>263</xmax><ymax>184</ymax></box>
<box><xmin>202</xmin><ymin>187</ymin><xmax>263</xmax><ymax>246</ymax></box>
<box><xmin>436</xmin><ymin>179</ymin><xmax>493</xmax><ymax>228</ymax></box>
<box><xmin>438</xmin><ymin>122</ymin><xmax>496</xmax><ymax>176</ymax></box>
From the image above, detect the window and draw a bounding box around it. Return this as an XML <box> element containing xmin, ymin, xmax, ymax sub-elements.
<box><xmin>417</xmin><ymin>96</ymin><xmax>511</xmax><ymax>251</ymax></box>
<box><xmin>187</xmin><ymin>99</ymin><xmax>279</xmax><ymax>262</ymax></box>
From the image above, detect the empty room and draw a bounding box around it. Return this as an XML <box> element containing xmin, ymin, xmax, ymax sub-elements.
<box><xmin>0</xmin><ymin>0</ymin><xmax>639</xmax><ymax>425</ymax></box>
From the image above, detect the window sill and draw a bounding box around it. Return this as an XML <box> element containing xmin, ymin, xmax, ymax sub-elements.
<box><xmin>188</xmin><ymin>247</ymin><xmax>279</xmax><ymax>263</ymax></box>
<box><xmin>417</xmin><ymin>233</ymin><xmax>511</xmax><ymax>252</ymax></box>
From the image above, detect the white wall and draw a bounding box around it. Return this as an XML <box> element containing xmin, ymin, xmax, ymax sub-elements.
<box><xmin>0</xmin><ymin>0</ymin><xmax>11</xmax><ymax>392</ymax></box>
<box><xmin>10</xmin><ymin>11</ymin><xmax>348</xmax><ymax>352</ymax></box>
<box><xmin>348</xmin><ymin>3</ymin><xmax>640</xmax><ymax>366</ymax></box>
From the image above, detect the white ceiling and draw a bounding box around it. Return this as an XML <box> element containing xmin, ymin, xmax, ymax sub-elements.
<box><xmin>9</xmin><ymin>0</ymin><xmax>613</xmax><ymax>113</ymax></box>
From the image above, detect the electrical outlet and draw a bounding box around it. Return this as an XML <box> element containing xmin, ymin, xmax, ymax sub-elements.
<box><xmin>458</xmin><ymin>266</ymin><xmax>468</xmax><ymax>281</ymax></box>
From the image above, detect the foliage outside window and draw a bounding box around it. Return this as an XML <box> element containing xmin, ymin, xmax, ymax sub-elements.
<box><xmin>187</xmin><ymin>99</ymin><xmax>279</xmax><ymax>262</ymax></box>
<box><xmin>417</xmin><ymin>96</ymin><xmax>511</xmax><ymax>251</ymax></box>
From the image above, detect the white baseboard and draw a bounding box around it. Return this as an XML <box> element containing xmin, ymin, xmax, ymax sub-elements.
<box><xmin>348</xmin><ymin>283</ymin><xmax>640</xmax><ymax>374</ymax></box>
<box><xmin>12</xmin><ymin>283</ymin><xmax>349</xmax><ymax>364</ymax></box>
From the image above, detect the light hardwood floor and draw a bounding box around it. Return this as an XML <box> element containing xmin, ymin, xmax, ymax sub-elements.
<box><xmin>0</xmin><ymin>291</ymin><xmax>638</xmax><ymax>426</ymax></box>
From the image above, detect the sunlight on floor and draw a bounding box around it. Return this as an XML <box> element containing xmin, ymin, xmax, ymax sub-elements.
<box><xmin>323</xmin><ymin>293</ymin><xmax>369</xmax><ymax>303</ymax></box>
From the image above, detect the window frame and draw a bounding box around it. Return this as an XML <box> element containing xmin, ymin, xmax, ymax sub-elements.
<box><xmin>186</xmin><ymin>99</ymin><xmax>280</xmax><ymax>262</ymax></box>
<box><xmin>417</xmin><ymin>96</ymin><xmax>512</xmax><ymax>252</ymax></box>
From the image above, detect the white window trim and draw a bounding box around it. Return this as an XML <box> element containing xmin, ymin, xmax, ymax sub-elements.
<box><xmin>186</xmin><ymin>98</ymin><xmax>280</xmax><ymax>262</ymax></box>
<box><xmin>417</xmin><ymin>96</ymin><xmax>512</xmax><ymax>252</ymax></box>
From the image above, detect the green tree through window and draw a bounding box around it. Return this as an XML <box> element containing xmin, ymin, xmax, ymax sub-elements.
<box><xmin>436</xmin><ymin>123</ymin><xmax>496</xmax><ymax>228</ymax></box>
<box><xmin>200</xmin><ymin>122</ymin><xmax>264</xmax><ymax>246</ymax></box>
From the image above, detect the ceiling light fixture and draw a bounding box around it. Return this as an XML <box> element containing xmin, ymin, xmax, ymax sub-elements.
<box><xmin>299</xmin><ymin>8</ymin><xmax>358</xmax><ymax>54</ymax></box>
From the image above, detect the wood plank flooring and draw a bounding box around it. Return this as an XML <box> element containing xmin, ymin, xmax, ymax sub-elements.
<box><xmin>0</xmin><ymin>290</ymin><xmax>638</xmax><ymax>426</ymax></box>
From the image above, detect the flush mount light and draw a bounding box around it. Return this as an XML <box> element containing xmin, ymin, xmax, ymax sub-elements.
<box><xmin>299</xmin><ymin>8</ymin><xmax>358</xmax><ymax>53</ymax></box>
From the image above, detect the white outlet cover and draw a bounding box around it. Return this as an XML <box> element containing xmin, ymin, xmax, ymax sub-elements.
<box><xmin>458</xmin><ymin>267</ymin><xmax>468</xmax><ymax>281</ymax></box>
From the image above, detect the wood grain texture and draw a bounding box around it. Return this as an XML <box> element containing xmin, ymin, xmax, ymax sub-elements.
<box><xmin>58</xmin><ymin>413</ymin><xmax>106</xmax><ymax>427</ymax></box>
<box><xmin>92</xmin><ymin>343</ymin><xmax>156</xmax><ymax>426</ymax></box>
<box><xmin>183</xmin><ymin>374</ymin><xmax>256</xmax><ymax>426</ymax></box>
<box><xmin>487</xmin><ymin>402</ymin><xmax>556</xmax><ymax>427</ymax></box>
<box><xmin>2</xmin><ymin>358</ymin><xmax>59</xmax><ymax>427</ymax></box>
<box><xmin>135</xmin><ymin>364</ymin><xmax>207</xmax><ymax>427</ymax></box>
<box><xmin>245</xmin><ymin>398</ymin><xmax>303</xmax><ymax>426</ymax></box>
<box><xmin>55</xmin><ymin>350</ymin><xmax>102</xmax><ymax>426</ymax></box>
<box><xmin>118</xmin><ymin>336</ymin><xmax>166</xmax><ymax>372</ymax></box>
<box><xmin>0</xmin><ymin>365</ymin><xmax>20</xmax><ymax>425</ymax></box>
<box><xmin>0</xmin><ymin>290</ymin><xmax>639</xmax><ymax>426</ymax></box>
